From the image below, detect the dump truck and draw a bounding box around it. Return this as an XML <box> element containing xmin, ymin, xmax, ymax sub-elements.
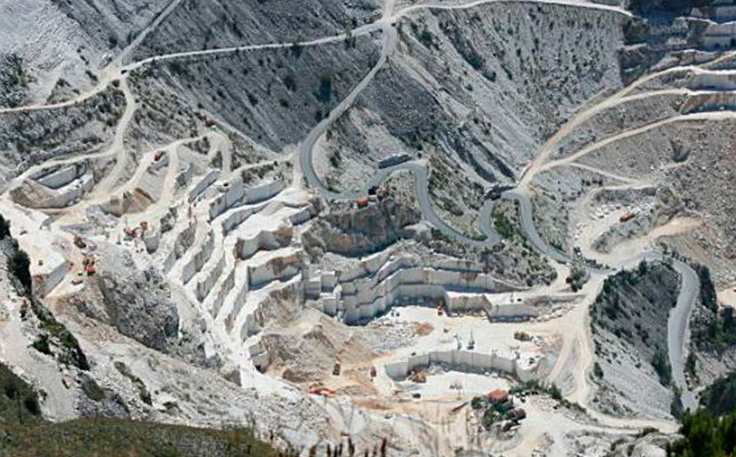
<box><xmin>619</xmin><ymin>212</ymin><xmax>636</xmax><ymax>222</ymax></box>
<box><xmin>378</xmin><ymin>154</ymin><xmax>411</xmax><ymax>169</ymax></box>
<box><xmin>308</xmin><ymin>385</ymin><xmax>336</xmax><ymax>397</ymax></box>
<box><xmin>507</xmin><ymin>408</ymin><xmax>527</xmax><ymax>422</ymax></box>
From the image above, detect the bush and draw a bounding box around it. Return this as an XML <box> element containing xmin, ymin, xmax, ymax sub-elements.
<box><xmin>28</xmin><ymin>297</ymin><xmax>90</xmax><ymax>371</ymax></box>
<box><xmin>167</xmin><ymin>61</ymin><xmax>187</xmax><ymax>77</ymax></box>
<box><xmin>317</xmin><ymin>75</ymin><xmax>332</xmax><ymax>103</ymax></box>
<box><xmin>0</xmin><ymin>362</ymin><xmax>41</xmax><ymax>423</ymax></box>
<box><xmin>0</xmin><ymin>214</ymin><xmax>9</xmax><ymax>240</ymax></box>
<box><xmin>671</xmin><ymin>387</ymin><xmax>684</xmax><ymax>420</ymax></box>
<box><xmin>652</xmin><ymin>350</ymin><xmax>672</xmax><ymax>387</ymax></box>
<box><xmin>594</xmin><ymin>362</ymin><xmax>604</xmax><ymax>379</ymax></box>
<box><xmin>23</xmin><ymin>395</ymin><xmax>40</xmax><ymax>416</ymax></box>
<box><xmin>31</xmin><ymin>335</ymin><xmax>51</xmax><ymax>355</ymax></box>
<box><xmin>686</xmin><ymin>353</ymin><xmax>697</xmax><ymax>380</ymax></box>
<box><xmin>283</xmin><ymin>74</ymin><xmax>297</xmax><ymax>92</ymax></box>
<box><xmin>694</xmin><ymin>265</ymin><xmax>717</xmax><ymax>312</ymax></box>
<box><xmin>464</xmin><ymin>51</ymin><xmax>484</xmax><ymax>70</ymax></box>
<box><xmin>4</xmin><ymin>381</ymin><xmax>17</xmax><ymax>400</ymax></box>
<box><xmin>493</xmin><ymin>213</ymin><xmax>515</xmax><ymax>240</ymax></box>
<box><xmin>630</xmin><ymin>0</ymin><xmax>714</xmax><ymax>14</ymax></box>
<box><xmin>549</xmin><ymin>384</ymin><xmax>563</xmax><ymax>400</ymax></box>
<box><xmin>669</xmin><ymin>408</ymin><xmax>736</xmax><ymax>457</ymax></box>
<box><xmin>290</xmin><ymin>35</ymin><xmax>305</xmax><ymax>57</ymax></box>
<box><xmin>81</xmin><ymin>376</ymin><xmax>105</xmax><ymax>402</ymax></box>
<box><xmin>700</xmin><ymin>369</ymin><xmax>736</xmax><ymax>417</ymax></box>
<box><xmin>418</xmin><ymin>29</ymin><xmax>436</xmax><ymax>48</ymax></box>
<box><xmin>7</xmin><ymin>247</ymin><xmax>31</xmax><ymax>292</ymax></box>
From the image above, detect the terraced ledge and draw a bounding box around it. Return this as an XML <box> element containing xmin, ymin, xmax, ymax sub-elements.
<box><xmin>188</xmin><ymin>169</ymin><xmax>220</xmax><ymax>203</ymax></box>
<box><xmin>209</xmin><ymin>268</ymin><xmax>235</xmax><ymax>319</ymax></box>
<box><xmin>221</xmin><ymin>204</ymin><xmax>267</xmax><ymax>235</ymax></box>
<box><xmin>235</xmin><ymin>227</ymin><xmax>293</xmax><ymax>261</ymax></box>
<box><xmin>12</xmin><ymin>162</ymin><xmax>97</xmax><ymax>209</ymax></box>
<box><xmin>196</xmin><ymin>252</ymin><xmax>225</xmax><ymax>302</ymax></box>
<box><xmin>208</xmin><ymin>178</ymin><xmax>286</xmax><ymax>221</ymax></box>
<box><xmin>306</xmin><ymin>253</ymin><xmax>526</xmax><ymax>324</ymax></box>
<box><xmin>384</xmin><ymin>349</ymin><xmax>541</xmax><ymax>383</ymax></box>
<box><xmin>221</xmin><ymin>265</ymin><xmax>249</xmax><ymax>333</ymax></box>
<box><xmin>162</xmin><ymin>220</ymin><xmax>196</xmax><ymax>274</ymax></box>
<box><xmin>247</xmin><ymin>250</ymin><xmax>304</xmax><ymax>290</ymax></box>
<box><xmin>181</xmin><ymin>230</ymin><xmax>214</xmax><ymax>285</ymax></box>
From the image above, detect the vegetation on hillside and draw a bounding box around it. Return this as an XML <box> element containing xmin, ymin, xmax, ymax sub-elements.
<box><xmin>699</xmin><ymin>370</ymin><xmax>736</xmax><ymax>418</ymax></box>
<box><xmin>0</xmin><ymin>361</ymin><xmax>279</xmax><ymax>457</ymax></box>
<box><xmin>1</xmin><ymin>419</ymin><xmax>281</xmax><ymax>457</ymax></box>
<box><xmin>590</xmin><ymin>261</ymin><xmax>684</xmax><ymax>418</ymax></box>
<box><xmin>668</xmin><ymin>408</ymin><xmax>736</xmax><ymax>457</ymax></box>
<box><xmin>7</xmin><ymin>243</ymin><xmax>31</xmax><ymax>292</ymax></box>
<box><xmin>1</xmin><ymin>215</ymin><xmax>89</xmax><ymax>370</ymax></box>
<box><xmin>691</xmin><ymin>264</ymin><xmax>736</xmax><ymax>353</ymax></box>
<box><xmin>629</xmin><ymin>0</ymin><xmax>713</xmax><ymax>14</ymax></box>
<box><xmin>0</xmin><ymin>214</ymin><xmax>10</xmax><ymax>240</ymax></box>
<box><xmin>651</xmin><ymin>349</ymin><xmax>672</xmax><ymax>387</ymax></box>
<box><xmin>590</xmin><ymin>261</ymin><xmax>678</xmax><ymax>373</ymax></box>
<box><xmin>0</xmin><ymin>362</ymin><xmax>41</xmax><ymax>425</ymax></box>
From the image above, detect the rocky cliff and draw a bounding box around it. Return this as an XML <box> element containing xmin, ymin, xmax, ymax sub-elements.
<box><xmin>590</xmin><ymin>260</ymin><xmax>681</xmax><ymax>419</ymax></box>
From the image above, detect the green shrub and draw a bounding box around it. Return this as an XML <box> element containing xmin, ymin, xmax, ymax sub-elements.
<box><xmin>283</xmin><ymin>74</ymin><xmax>297</xmax><ymax>92</ymax></box>
<box><xmin>28</xmin><ymin>297</ymin><xmax>90</xmax><ymax>371</ymax></box>
<box><xmin>671</xmin><ymin>387</ymin><xmax>684</xmax><ymax>420</ymax></box>
<box><xmin>493</xmin><ymin>213</ymin><xmax>515</xmax><ymax>239</ymax></box>
<box><xmin>694</xmin><ymin>265</ymin><xmax>717</xmax><ymax>312</ymax></box>
<box><xmin>700</xmin><ymin>369</ymin><xmax>736</xmax><ymax>417</ymax></box>
<box><xmin>83</xmin><ymin>377</ymin><xmax>105</xmax><ymax>402</ymax></box>
<box><xmin>23</xmin><ymin>396</ymin><xmax>40</xmax><ymax>416</ymax></box>
<box><xmin>594</xmin><ymin>362</ymin><xmax>604</xmax><ymax>379</ymax></box>
<box><xmin>686</xmin><ymin>353</ymin><xmax>697</xmax><ymax>380</ymax></box>
<box><xmin>669</xmin><ymin>407</ymin><xmax>736</xmax><ymax>457</ymax></box>
<box><xmin>317</xmin><ymin>75</ymin><xmax>332</xmax><ymax>103</ymax></box>
<box><xmin>31</xmin><ymin>335</ymin><xmax>51</xmax><ymax>355</ymax></box>
<box><xmin>8</xmin><ymin>247</ymin><xmax>31</xmax><ymax>292</ymax></box>
<box><xmin>549</xmin><ymin>384</ymin><xmax>562</xmax><ymax>400</ymax></box>
<box><xmin>0</xmin><ymin>214</ymin><xmax>9</xmax><ymax>240</ymax></box>
<box><xmin>0</xmin><ymin>362</ymin><xmax>41</xmax><ymax>423</ymax></box>
<box><xmin>652</xmin><ymin>350</ymin><xmax>672</xmax><ymax>387</ymax></box>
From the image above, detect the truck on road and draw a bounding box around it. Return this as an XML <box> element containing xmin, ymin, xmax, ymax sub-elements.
<box><xmin>378</xmin><ymin>154</ymin><xmax>411</xmax><ymax>169</ymax></box>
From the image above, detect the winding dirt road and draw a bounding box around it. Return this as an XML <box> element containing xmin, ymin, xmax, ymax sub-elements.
<box><xmin>0</xmin><ymin>0</ymin><xmax>720</xmax><ymax>449</ymax></box>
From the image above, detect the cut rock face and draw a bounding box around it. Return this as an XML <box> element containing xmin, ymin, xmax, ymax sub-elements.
<box><xmin>71</xmin><ymin>243</ymin><xmax>179</xmax><ymax>352</ymax></box>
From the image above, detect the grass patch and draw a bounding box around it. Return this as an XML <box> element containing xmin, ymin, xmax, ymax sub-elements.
<box><xmin>0</xmin><ymin>361</ymin><xmax>278</xmax><ymax>456</ymax></box>
<box><xmin>0</xmin><ymin>418</ymin><xmax>279</xmax><ymax>457</ymax></box>
<box><xmin>0</xmin><ymin>363</ymin><xmax>41</xmax><ymax>425</ymax></box>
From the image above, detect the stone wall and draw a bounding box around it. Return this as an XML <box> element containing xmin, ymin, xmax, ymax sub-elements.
<box><xmin>383</xmin><ymin>350</ymin><xmax>540</xmax><ymax>383</ymax></box>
